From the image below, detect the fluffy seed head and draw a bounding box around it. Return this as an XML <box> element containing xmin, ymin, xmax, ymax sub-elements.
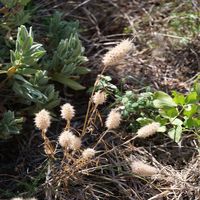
<box><xmin>105</xmin><ymin>109</ymin><xmax>121</xmax><ymax>129</ymax></box>
<box><xmin>137</xmin><ymin>122</ymin><xmax>160</xmax><ymax>138</ymax></box>
<box><xmin>61</xmin><ymin>103</ymin><xmax>75</xmax><ymax>121</ymax></box>
<box><xmin>93</xmin><ymin>91</ymin><xmax>107</xmax><ymax>106</ymax></box>
<box><xmin>102</xmin><ymin>39</ymin><xmax>133</xmax><ymax>67</ymax></box>
<box><xmin>131</xmin><ymin>160</ymin><xmax>159</xmax><ymax>176</ymax></box>
<box><xmin>69</xmin><ymin>135</ymin><xmax>81</xmax><ymax>150</ymax></box>
<box><xmin>58</xmin><ymin>130</ymin><xmax>74</xmax><ymax>148</ymax></box>
<box><xmin>82</xmin><ymin>148</ymin><xmax>96</xmax><ymax>160</ymax></box>
<box><xmin>34</xmin><ymin>109</ymin><xmax>51</xmax><ymax>130</ymax></box>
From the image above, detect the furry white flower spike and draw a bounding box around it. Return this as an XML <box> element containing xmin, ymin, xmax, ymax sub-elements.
<box><xmin>93</xmin><ymin>91</ymin><xmax>107</xmax><ymax>106</ymax></box>
<box><xmin>11</xmin><ymin>198</ymin><xmax>24</xmax><ymax>200</ymax></box>
<box><xmin>105</xmin><ymin>109</ymin><xmax>121</xmax><ymax>130</ymax></box>
<box><xmin>58</xmin><ymin>130</ymin><xmax>74</xmax><ymax>148</ymax></box>
<box><xmin>82</xmin><ymin>148</ymin><xmax>96</xmax><ymax>160</ymax></box>
<box><xmin>102</xmin><ymin>39</ymin><xmax>133</xmax><ymax>67</ymax></box>
<box><xmin>61</xmin><ymin>103</ymin><xmax>75</xmax><ymax>121</ymax></box>
<box><xmin>69</xmin><ymin>135</ymin><xmax>81</xmax><ymax>150</ymax></box>
<box><xmin>58</xmin><ymin>130</ymin><xmax>81</xmax><ymax>150</ymax></box>
<box><xmin>34</xmin><ymin>109</ymin><xmax>51</xmax><ymax>131</ymax></box>
<box><xmin>137</xmin><ymin>122</ymin><xmax>160</xmax><ymax>138</ymax></box>
<box><xmin>131</xmin><ymin>160</ymin><xmax>159</xmax><ymax>176</ymax></box>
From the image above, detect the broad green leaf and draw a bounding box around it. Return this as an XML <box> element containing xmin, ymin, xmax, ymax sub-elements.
<box><xmin>74</xmin><ymin>67</ymin><xmax>91</xmax><ymax>75</ymax></box>
<box><xmin>14</xmin><ymin>74</ymin><xmax>32</xmax><ymax>85</ymax></box>
<box><xmin>168</xmin><ymin>126</ymin><xmax>182</xmax><ymax>143</ymax></box>
<box><xmin>194</xmin><ymin>82</ymin><xmax>200</xmax><ymax>96</ymax></box>
<box><xmin>185</xmin><ymin>92</ymin><xmax>198</xmax><ymax>103</ymax></box>
<box><xmin>184</xmin><ymin>117</ymin><xmax>200</xmax><ymax>128</ymax></box>
<box><xmin>159</xmin><ymin>107</ymin><xmax>179</xmax><ymax>118</ymax></box>
<box><xmin>155</xmin><ymin>115</ymin><xmax>168</xmax><ymax>125</ymax></box>
<box><xmin>157</xmin><ymin>126</ymin><xmax>166</xmax><ymax>132</ymax></box>
<box><xmin>153</xmin><ymin>91</ymin><xmax>177</xmax><ymax>108</ymax></box>
<box><xmin>22</xmin><ymin>36</ymin><xmax>33</xmax><ymax>52</ymax></box>
<box><xmin>52</xmin><ymin>73</ymin><xmax>85</xmax><ymax>90</ymax></box>
<box><xmin>17</xmin><ymin>68</ymin><xmax>38</xmax><ymax>75</ymax></box>
<box><xmin>172</xmin><ymin>91</ymin><xmax>185</xmax><ymax>105</ymax></box>
<box><xmin>136</xmin><ymin>117</ymin><xmax>154</xmax><ymax>126</ymax></box>
<box><xmin>183</xmin><ymin>104</ymin><xmax>198</xmax><ymax>117</ymax></box>
<box><xmin>170</xmin><ymin>118</ymin><xmax>183</xmax><ymax>126</ymax></box>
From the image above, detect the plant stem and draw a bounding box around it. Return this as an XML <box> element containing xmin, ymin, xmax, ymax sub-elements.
<box><xmin>81</xmin><ymin>65</ymin><xmax>107</xmax><ymax>136</ymax></box>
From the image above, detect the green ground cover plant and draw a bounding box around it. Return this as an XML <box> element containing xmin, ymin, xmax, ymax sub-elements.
<box><xmin>0</xmin><ymin>1</ymin><xmax>90</xmax><ymax>139</ymax></box>
<box><xmin>99</xmin><ymin>76</ymin><xmax>200</xmax><ymax>143</ymax></box>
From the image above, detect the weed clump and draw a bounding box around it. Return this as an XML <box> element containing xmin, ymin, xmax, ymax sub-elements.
<box><xmin>32</xmin><ymin>39</ymin><xmax>133</xmax><ymax>199</ymax></box>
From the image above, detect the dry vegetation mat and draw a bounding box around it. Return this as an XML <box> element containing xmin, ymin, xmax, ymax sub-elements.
<box><xmin>0</xmin><ymin>1</ymin><xmax>200</xmax><ymax>200</ymax></box>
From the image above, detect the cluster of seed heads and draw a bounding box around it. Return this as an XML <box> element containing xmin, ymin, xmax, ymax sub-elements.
<box><xmin>34</xmin><ymin>39</ymin><xmax>164</xmax><ymax>188</ymax></box>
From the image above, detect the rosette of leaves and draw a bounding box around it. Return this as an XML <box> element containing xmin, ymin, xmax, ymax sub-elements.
<box><xmin>0</xmin><ymin>25</ymin><xmax>59</xmax><ymax>139</ymax></box>
<box><xmin>0</xmin><ymin>22</ymin><xmax>90</xmax><ymax>139</ymax></box>
<box><xmin>7</xmin><ymin>25</ymin><xmax>60</xmax><ymax>110</ymax></box>
<box><xmin>49</xmin><ymin>33</ymin><xmax>89</xmax><ymax>90</ymax></box>
<box><xmin>45</xmin><ymin>12</ymin><xmax>90</xmax><ymax>90</ymax></box>
<box><xmin>47</xmin><ymin>12</ymin><xmax>80</xmax><ymax>48</ymax></box>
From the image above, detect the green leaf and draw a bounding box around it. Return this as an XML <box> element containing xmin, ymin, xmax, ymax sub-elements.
<box><xmin>52</xmin><ymin>73</ymin><xmax>85</xmax><ymax>90</ymax></box>
<box><xmin>74</xmin><ymin>67</ymin><xmax>91</xmax><ymax>75</ymax></box>
<box><xmin>157</xmin><ymin>126</ymin><xmax>166</xmax><ymax>132</ymax></box>
<box><xmin>155</xmin><ymin>115</ymin><xmax>168</xmax><ymax>125</ymax></box>
<box><xmin>168</xmin><ymin>126</ymin><xmax>182</xmax><ymax>143</ymax></box>
<box><xmin>159</xmin><ymin>107</ymin><xmax>179</xmax><ymax>118</ymax></box>
<box><xmin>170</xmin><ymin>118</ymin><xmax>183</xmax><ymax>126</ymax></box>
<box><xmin>172</xmin><ymin>91</ymin><xmax>185</xmax><ymax>105</ymax></box>
<box><xmin>10</xmin><ymin>50</ymin><xmax>15</xmax><ymax>64</ymax></box>
<box><xmin>12</xmin><ymin>25</ymin><xmax>46</xmax><ymax>67</ymax></box>
<box><xmin>153</xmin><ymin>91</ymin><xmax>177</xmax><ymax>108</ymax></box>
<box><xmin>183</xmin><ymin>104</ymin><xmax>198</xmax><ymax>117</ymax></box>
<box><xmin>185</xmin><ymin>92</ymin><xmax>198</xmax><ymax>103</ymax></box>
<box><xmin>194</xmin><ymin>81</ymin><xmax>200</xmax><ymax>97</ymax></box>
<box><xmin>184</xmin><ymin>117</ymin><xmax>200</xmax><ymax>128</ymax></box>
<box><xmin>136</xmin><ymin>117</ymin><xmax>154</xmax><ymax>126</ymax></box>
<box><xmin>17</xmin><ymin>68</ymin><xmax>38</xmax><ymax>75</ymax></box>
